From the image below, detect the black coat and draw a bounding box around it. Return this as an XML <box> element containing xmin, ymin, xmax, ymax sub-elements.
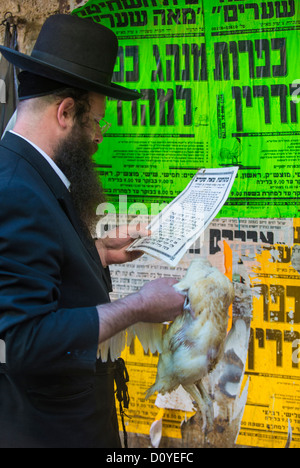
<box><xmin>0</xmin><ymin>132</ymin><xmax>121</xmax><ymax>448</ymax></box>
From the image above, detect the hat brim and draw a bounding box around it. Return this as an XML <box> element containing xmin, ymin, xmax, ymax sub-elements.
<box><xmin>0</xmin><ymin>46</ymin><xmax>142</xmax><ymax>101</ymax></box>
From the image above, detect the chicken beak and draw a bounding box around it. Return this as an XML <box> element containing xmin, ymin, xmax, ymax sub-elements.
<box><xmin>173</xmin><ymin>284</ymin><xmax>196</xmax><ymax>318</ymax></box>
<box><xmin>183</xmin><ymin>295</ymin><xmax>195</xmax><ymax>319</ymax></box>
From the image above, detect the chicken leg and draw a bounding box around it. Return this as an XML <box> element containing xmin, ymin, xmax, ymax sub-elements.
<box><xmin>183</xmin><ymin>382</ymin><xmax>214</xmax><ymax>434</ymax></box>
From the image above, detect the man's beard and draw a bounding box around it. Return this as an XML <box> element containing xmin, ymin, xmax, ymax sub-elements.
<box><xmin>54</xmin><ymin>124</ymin><xmax>106</xmax><ymax>235</ymax></box>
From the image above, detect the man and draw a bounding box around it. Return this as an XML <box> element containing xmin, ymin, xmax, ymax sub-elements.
<box><xmin>0</xmin><ymin>14</ymin><xmax>185</xmax><ymax>448</ymax></box>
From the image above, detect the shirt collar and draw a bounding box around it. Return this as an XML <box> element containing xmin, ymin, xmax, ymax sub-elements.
<box><xmin>9</xmin><ymin>131</ymin><xmax>71</xmax><ymax>191</ymax></box>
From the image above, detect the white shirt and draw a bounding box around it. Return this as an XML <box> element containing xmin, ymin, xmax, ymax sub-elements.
<box><xmin>9</xmin><ymin>130</ymin><xmax>71</xmax><ymax>191</ymax></box>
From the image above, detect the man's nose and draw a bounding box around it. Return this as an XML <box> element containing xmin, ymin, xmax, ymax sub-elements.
<box><xmin>94</xmin><ymin>127</ymin><xmax>104</xmax><ymax>145</ymax></box>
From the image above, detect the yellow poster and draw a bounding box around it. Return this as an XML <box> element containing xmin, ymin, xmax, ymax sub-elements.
<box><xmin>112</xmin><ymin>218</ymin><xmax>300</xmax><ymax>448</ymax></box>
<box><xmin>117</xmin><ymin>337</ymin><xmax>195</xmax><ymax>440</ymax></box>
<box><xmin>237</xmin><ymin>219</ymin><xmax>300</xmax><ymax>448</ymax></box>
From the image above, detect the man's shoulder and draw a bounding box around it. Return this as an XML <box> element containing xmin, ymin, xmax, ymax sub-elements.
<box><xmin>0</xmin><ymin>138</ymin><xmax>21</xmax><ymax>162</ymax></box>
<box><xmin>0</xmin><ymin>145</ymin><xmax>57</xmax><ymax>219</ymax></box>
<box><xmin>0</xmin><ymin>144</ymin><xmax>37</xmax><ymax>190</ymax></box>
<box><xmin>0</xmin><ymin>143</ymin><xmax>24</xmax><ymax>186</ymax></box>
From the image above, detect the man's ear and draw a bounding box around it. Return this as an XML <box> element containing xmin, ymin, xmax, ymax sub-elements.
<box><xmin>57</xmin><ymin>98</ymin><xmax>76</xmax><ymax>130</ymax></box>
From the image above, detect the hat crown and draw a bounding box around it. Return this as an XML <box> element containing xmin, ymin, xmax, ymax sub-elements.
<box><xmin>32</xmin><ymin>15</ymin><xmax>118</xmax><ymax>78</ymax></box>
<box><xmin>0</xmin><ymin>13</ymin><xmax>141</xmax><ymax>100</ymax></box>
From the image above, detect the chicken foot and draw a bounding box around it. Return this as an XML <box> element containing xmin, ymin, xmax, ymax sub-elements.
<box><xmin>183</xmin><ymin>382</ymin><xmax>214</xmax><ymax>434</ymax></box>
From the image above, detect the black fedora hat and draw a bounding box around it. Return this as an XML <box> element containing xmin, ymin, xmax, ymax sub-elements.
<box><xmin>0</xmin><ymin>14</ymin><xmax>141</xmax><ymax>101</ymax></box>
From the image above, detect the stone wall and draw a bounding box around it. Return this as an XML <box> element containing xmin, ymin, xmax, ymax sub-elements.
<box><xmin>0</xmin><ymin>0</ymin><xmax>87</xmax><ymax>54</ymax></box>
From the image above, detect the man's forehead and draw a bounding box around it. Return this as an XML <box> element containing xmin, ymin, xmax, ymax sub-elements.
<box><xmin>89</xmin><ymin>92</ymin><xmax>107</xmax><ymax>117</ymax></box>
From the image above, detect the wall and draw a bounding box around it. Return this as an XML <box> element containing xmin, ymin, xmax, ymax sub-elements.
<box><xmin>0</xmin><ymin>0</ymin><xmax>299</xmax><ymax>449</ymax></box>
<box><xmin>0</xmin><ymin>0</ymin><xmax>86</xmax><ymax>54</ymax></box>
<box><xmin>72</xmin><ymin>0</ymin><xmax>300</xmax><ymax>449</ymax></box>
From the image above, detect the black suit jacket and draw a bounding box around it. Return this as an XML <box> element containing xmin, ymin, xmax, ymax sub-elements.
<box><xmin>0</xmin><ymin>132</ymin><xmax>121</xmax><ymax>448</ymax></box>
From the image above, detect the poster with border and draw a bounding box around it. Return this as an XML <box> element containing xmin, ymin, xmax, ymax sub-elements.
<box><xmin>73</xmin><ymin>0</ymin><xmax>211</xmax><ymax>214</ymax></box>
<box><xmin>203</xmin><ymin>0</ymin><xmax>300</xmax><ymax>218</ymax></box>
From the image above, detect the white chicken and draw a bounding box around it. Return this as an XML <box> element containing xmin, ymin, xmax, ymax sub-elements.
<box><xmin>146</xmin><ymin>258</ymin><xmax>235</xmax><ymax>432</ymax></box>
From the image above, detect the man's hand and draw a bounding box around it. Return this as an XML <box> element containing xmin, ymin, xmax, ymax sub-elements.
<box><xmin>95</xmin><ymin>224</ymin><xmax>150</xmax><ymax>268</ymax></box>
<box><xmin>136</xmin><ymin>278</ymin><xmax>185</xmax><ymax>324</ymax></box>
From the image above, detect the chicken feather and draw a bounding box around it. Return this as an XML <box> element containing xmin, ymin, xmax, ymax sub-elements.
<box><xmin>98</xmin><ymin>323</ymin><xmax>164</xmax><ymax>362</ymax></box>
<box><xmin>146</xmin><ymin>258</ymin><xmax>235</xmax><ymax>433</ymax></box>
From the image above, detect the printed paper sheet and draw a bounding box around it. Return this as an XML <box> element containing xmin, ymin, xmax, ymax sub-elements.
<box><xmin>127</xmin><ymin>167</ymin><xmax>238</xmax><ymax>266</ymax></box>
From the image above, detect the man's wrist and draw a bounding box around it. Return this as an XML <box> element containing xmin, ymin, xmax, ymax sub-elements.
<box><xmin>97</xmin><ymin>292</ymin><xmax>142</xmax><ymax>344</ymax></box>
<box><xmin>94</xmin><ymin>238</ymin><xmax>108</xmax><ymax>268</ymax></box>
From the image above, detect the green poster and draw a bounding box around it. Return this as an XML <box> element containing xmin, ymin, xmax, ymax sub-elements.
<box><xmin>73</xmin><ymin>0</ymin><xmax>211</xmax><ymax>215</ymax></box>
<box><xmin>73</xmin><ymin>0</ymin><xmax>300</xmax><ymax>218</ymax></box>
<box><xmin>204</xmin><ymin>0</ymin><xmax>300</xmax><ymax>218</ymax></box>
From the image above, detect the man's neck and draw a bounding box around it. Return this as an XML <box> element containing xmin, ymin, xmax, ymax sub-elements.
<box><xmin>9</xmin><ymin>130</ymin><xmax>71</xmax><ymax>190</ymax></box>
<box><xmin>12</xmin><ymin>124</ymin><xmax>55</xmax><ymax>159</ymax></box>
